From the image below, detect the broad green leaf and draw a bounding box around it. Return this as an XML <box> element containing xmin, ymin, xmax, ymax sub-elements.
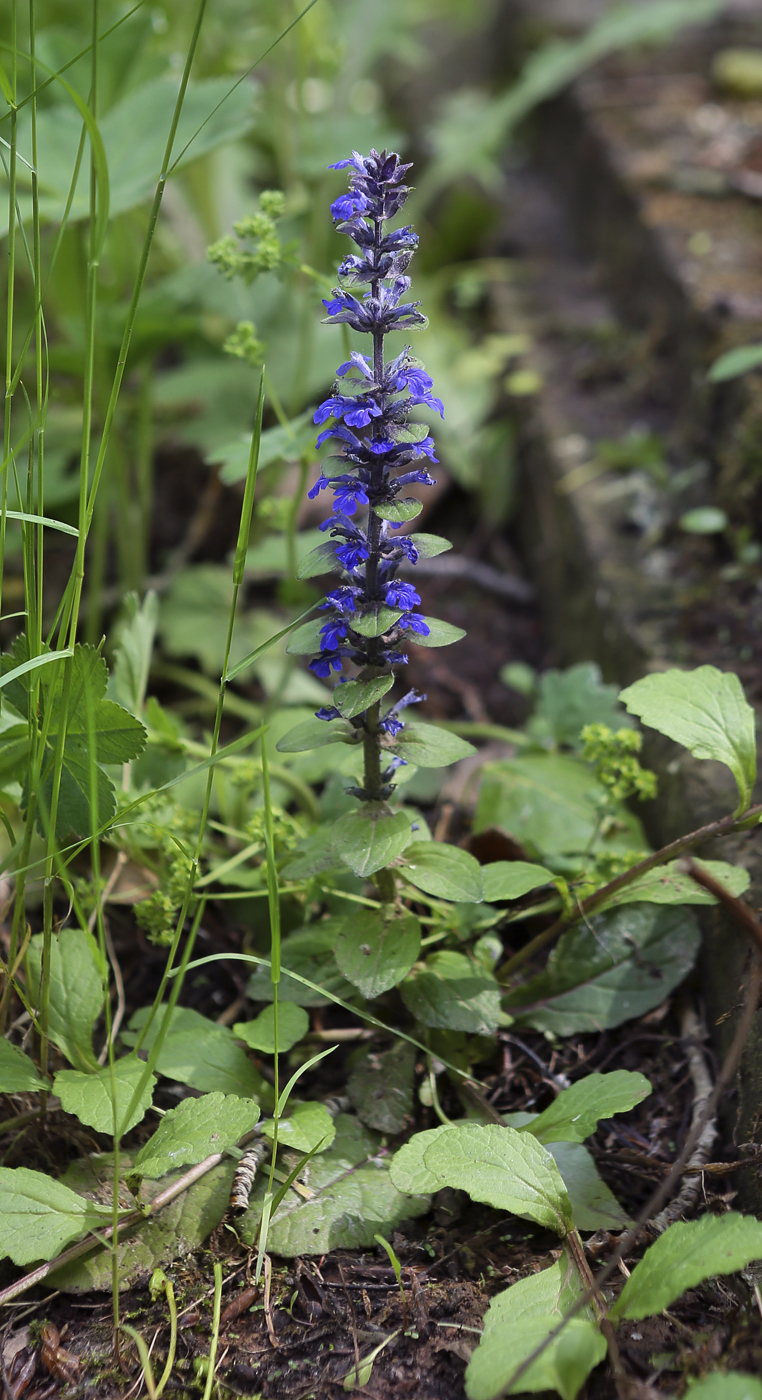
<box><xmin>0</xmin><ymin>1039</ymin><xmax>47</xmax><ymax>1093</ymax></box>
<box><xmin>401</xmin><ymin>952</ymin><xmax>504</xmax><ymax>1034</ymax></box>
<box><xmin>602</xmin><ymin>858</ymin><xmax>751</xmax><ymax>909</ymax></box>
<box><xmin>347</xmin><ymin>1041</ymin><xmax>416</xmax><ymax>1134</ymax></box>
<box><xmin>684</xmin><ymin>1376</ymin><xmax>762</xmax><ymax>1400</ymax></box>
<box><xmin>610</xmin><ymin>1212</ymin><xmax>762</xmax><ymax>1320</ymax></box>
<box><xmin>374</xmin><ymin>499</ymin><xmax>423</xmax><ymax>524</ymax></box>
<box><xmin>280</xmin><ymin>826</ymin><xmax>347</xmax><ymax>881</ymax></box>
<box><xmin>245</xmin><ymin>926</ymin><xmax>356</xmax><ymax>1007</ymax></box>
<box><xmin>526</xmin><ymin>1071</ymin><xmax>652</xmax><ymax>1144</ymax></box>
<box><xmin>407</xmin><ymin>532</ymin><xmax>452</xmax><ymax>558</ymax></box>
<box><xmin>708</xmin><ymin>342</ymin><xmax>762</xmax><ymax>383</ymax></box>
<box><xmin>350</xmin><ymin>606</ymin><xmax>404</xmax><ymax>638</ymax></box>
<box><xmin>620</xmin><ymin>666</ymin><xmax>756</xmax><ymax>814</ymax></box>
<box><xmin>547</xmin><ymin>1142</ymin><xmax>633</xmax><ymax>1232</ymax></box>
<box><xmin>335</xmin><ymin>908</ymin><xmax>421</xmax><ymax>998</ymax></box>
<box><xmin>124</xmin><ymin>1006</ymin><xmax>269</xmax><ymax>1101</ymax></box>
<box><xmin>332</xmin><ymin>807</ymin><xmax>413</xmax><ymax>877</ymax></box>
<box><xmin>399</xmin><ymin>841</ymin><xmax>484</xmax><ymax>902</ymax></box>
<box><xmin>422</xmin><ymin>1123</ymin><xmax>573</xmax><ymax>1234</ymax></box>
<box><xmin>505</xmin><ymin>903</ymin><xmax>701</xmax><ymax>1035</ymax></box>
<box><xmin>275</xmin><ymin>717</ymin><xmax>359</xmax><ymax>752</ymax></box>
<box><xmin>0</xmin><ymin>1167</ymin><xmax>111</xmax><ymax>1266</ymax></box>
<box><xmin>532</xmin><ymin>662</ymin><xmax>629</xmax><ymax>748</ymax></box>
<box><xmin>54</xmin><ymin>1055</ymin><xmax>156</xmax><ymax>1136</ymax></box>
<box><xmin>48</xmin><ymin>644</ymin><xmax>147</xmax><ymax>765</ymax></box>
<box><xmin>465</xmin><ymin>1258</ymin><xmax>606</xmax><ymax>1400</ymax></box>
<box><xmin>239</xmin><ymin>1115</ymin><xmax>429</xmax><ymax>1253</ymax></box>
<box><xmin>296</xmin><ymin>540</ymin><xmax>342</xmax><ymax>579</ymax></box>
<box><xmin>133</xmin><ymin>1093</ymin><xmax>258</xmax><ymax>1179</ymax></box>
<box><xmin>482</xmin><ymin>861</ymin><xmax>554</xmax><ymax>903</ymax></box>
<box><xmin>335</xmin><ymin>675</ymin><xmax>394</xmax><ymax>719</ymax></box>
<box><xmin>261</xmin><ymin>1101</ymin><xmax>335</xmax><ymax>1154</ymax></box>
<box><xmin>27</xmin><ymin>928</ymin><xmax>104</xmax><ymax>1071</ymax></box>
<box><xmin>390</xmin><ymin>1124</ymin><xmax>458</xmax><ymax>1195</ymax></box>
<box><xmin>285</xmin><ymin>617</ymin><xmax>326</xmax><ymax>655</ymax></box>
<box><xmin>406</xmin><ymin>616</ymin><xmax>466</xmax><ymax>648</ymax></box>
<box><xmin>393</xmin><ymin>721</ymin><xmax>476</xmax><ymax>768</ymax></box>
<box><xmin>234</xmin><ymin>1004</ymin><xmax>309</xmax><ymax>1054</ymax></box>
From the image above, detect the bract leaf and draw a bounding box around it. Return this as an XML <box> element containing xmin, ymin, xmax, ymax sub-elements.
<box><xmin>406</xmin><ymin>616</ymin><xmax>466</xmax><ymax>648</ymax></box>
<box><xmin>332</xmin><ymin>807</ymin><xmax>413</xmax><ymax>877</ymax></box>
<box><xmin>335</xmin><ymin>908</ymin><xmax>421</xmax><ymax>998</ymax></box>
<box><xmin>465</xmin><ymin>1257</ymin><xmax>606</xmax><ymax>1400</ymax></box>
<box><xmin>134</xmin><ymin>1092</ymin><xmax>258</xmax><ymax>1179</ymax></box>
<box><xmin>27</xmin><ymin>928</ymin><xmax>104</xmax><ymax>1071</ymax></box>
<box><xmin>54</xmin><ymin>1055</ymin><xmax>156</xmax><ymax>1136</ymax></box>
<box><xmin>335</xmin><ymin>674</ymin><xmax>394</xmax><ymax>719</ymax></box>
<box><xmin>601</xmin><ymin>858</ymin><xmax>750</xmax><ymax>909</ymax></box>
<box><xmin>526</xmin><ymin>1071</ymin><xmax>652</xmax><ymax>1144</ymax></box>
<box><xmin>401</xmin><ymin>951</ymin><xmax>503</xmax><ymax>1034</ymax></box>
<box><xmin>124</xmin><ymin>1006</ymin><xmax>269</xmax><ymax>1101</ymax></box>
<box><xmin>350</xmin><ymin>606</ymin><xmax>403</xmax><ymax>638</ymax></box>
<box><xmin>296</xmin><ymin>540</ymin><xmax>341</xmax><ymax>579</ymax></box>
<box><xmin>0</xmin><ymin>1039</ymin><xmax>47</xmax><ymax>1093</ymax></box>
<box><xmin>620</xmin><ymin>666</ymin><xmax>756</xmax><ymax>814</ymax></box>
<box><xmin>0</xmin><ymin>1167</ymin><xmax>111</xmax><ymax>1266</ymax></box>
<box><xmin>399</xmin><ymin>841</ymin><xmax>484</xmax><ymax>902</ymax></box>
<box><xmin>505</xmin><ymin>903</ymin><xmax>701</xmax><ymax>1035</ymax></box>
<box><xmin>261</xmin><ymin>1101</ymin><xmax>335</xmax><ymax>1154</ymax></box>
<box><xmin>422</xmin><ymin>1123</ymin><xmax>573</xmax><ymax>1234</ymax></box>
<box><xmin>610</xmin><ymin>1212</ymin><xmax>762</xmax><ymax>1320</ymax></box>
<box><xmin>482</xmin><ymin>861</ymin><xmax>554</xmax><ymax>902</ymax></box>
<box><xmin>234</xmin><ymin>1004</ymin><xmax>309</xmax><ymax>1054</ymax></box>
<box><xmin>285</xmin><ymin>618</ymin><xmax>326</xmax><ymax>655</ymax></box>
<box><xmin>407</xmin><ymin>532</ymin><xmax>452</xmax><ymax>558</ymax></box>
<box><xmin>275</xmin><ymin>717</ymin><xmax>358</xmax><ymax>752</ymax></box>
<box><xmin>393</xmin><ymin>721</ymin><xmax>476</xmax><ymax>768</ymax></box>
<box><xmin>374</xmin><ymin>499</ymin><xmax>423</xmax><ymax>523</ymax></box>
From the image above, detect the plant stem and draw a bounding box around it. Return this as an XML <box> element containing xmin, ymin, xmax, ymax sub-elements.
<box><xmin>201</xmin><ymin>1262</ymin><xmax>223</xmax><ymax>1400</ymax></box>
<box><xmin>565</xmin><ymin>1229</ymin><xmax>628</xmax><ymax>1399</ymax></box>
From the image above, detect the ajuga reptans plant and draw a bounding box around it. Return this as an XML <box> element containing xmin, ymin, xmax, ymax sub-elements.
<box><xmin>300</xmin><ymin>150</ymin><xmax>449</xmax><ymax>805</ymax></box>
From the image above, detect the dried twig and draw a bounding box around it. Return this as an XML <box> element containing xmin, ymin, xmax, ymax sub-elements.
<box><xmin>648</xmin><ymin>999</ymin><xmax>716</xmax><ymax>1233</ymax></box>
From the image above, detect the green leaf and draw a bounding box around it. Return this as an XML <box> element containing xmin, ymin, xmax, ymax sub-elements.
<box><xmin>261</xmin><ymin>1101</ymin><xmax>335</xmax><ymax>1154</ymax></box>
<box><xmin>406</xmin><ymin>616</ymin><xmax>466</xmax><ymax>648</ymax></box>
<box><xmin>505</xmin><ymin>903</ymin><xmax>701</xmax><ymax>1035</ymax></box>
<box><xmin>407</xmin><ymin>533</ymin><xmax>452</xmax><ymax>558</ymax></box>
<box><xmin>218</xmin><ymin>412</ymin><xmax>316</xmax><ymax>484</ymax></box>
<box><xmin>374</xmin><ymin>499</ymin><xmax>423</xmax><ymax>524</ymax></box>
<box><xmin>335</xmin><ymin>909</ymin><xmax>421</xmax><ymax>999</ymax></box>
<box><xmin>347</xmin><ymin>1041</ymin><xmax>416</xmax><ymax>1134</ymax></box>
<box><xmin>350</xmin><ymin>606</ymin><xmax>404</xmax><ymax>638</ymax></box>
<box><xmin>295</xmin><ymin>540</ymin><xmax>342</xmax><ymax>580</ymax></box>
<box><xmin>245</xmin><ymin>529</ymin><xmax>326</xmax><ymax>579</ymax></box>
<box><xmin>332</xmin><ymin>807</ymin><xmax>413</xmax><ymax>878</ymax></box>
<box><xmin>234</xmin><ymin>1004</ymin><xmax>309</xmax><ymax>1054</ymax></box>
<box><xmin>401</xmin><ymin>951</ymin><xmax>504</xmax><ymax>1034</ymax></box>
<box><xmin>393</xmin><ymin>721</ymin><xmax>476</xmax><ymax>768</ymax></box>
<box><xmin>533</xmin><ymin>663</ymin><xmax>629</xmax><ymax>748</ymax></box>
<box><xmin>708</xmin><ymin>342</ymin><xmax>762</xmax><ymax>382</ymax></box>
<box><xmin>124</xmin><ymin>1006</ymin><xmax>269</xmax><ymax>1101</ymax></box>
<box><xmin>335</xmin><ymin>675</ymin><xmax>394</xmax><ymax>719</ymax></box>
<box><xmin>422</xmin><ymin>1123</ymin><xmax>573</xmax><ymax>1234</ymax></box>
<box><xmin>399</xmin><ymin>841</ymin><xmax>484</xmax><ymax>902</ymax></box>
<box><xmin>465</xmin><ymin>1258</ymin><xmax>606</xmax><ymax>1400</ymax></box>
<box><xmin>602</xmin><ymin>858</ymin><xmax>751</xmax><ymax>909</ymax></box>
<box><xmin>482</xmin><ymin>861</ymin><xmax>554</xmax><ymax>903</ymax></box>
<box><xmin>285</xmin><ymin>617</ymin><xmax>326</xmax><ymax>655</ymax></box>
<box><xmin>27</xmin><ymin>928</ymin><xmax>104</xmax><ymax>1072</ymax></box>
<box><xmin>54</xmin><ymin>1055</ymin><xmax>156</xmax><ymax>1136</ymax></box>
<box><xmin>108</xmin><ymin>592</ymin><xmax>158</xmax><ymax>716</ymax></box>
<box><xmin>526</xmin><ymin>1071</ymin><xmax>651</xmax><ymax>1144</ymax></box>
<box><xmin>0</xmin><ymin>1039</ymin><xmax>47</xmax><ymax>1093</ymax></box>
<box><xmin>620</xmin><ymin>666</ymin><xmax>756</xmax><ymax>814</ymax></box>
<box><xmin>684</xmin><ymin>1376</ymin><xmax>762</xmax><ymax>1400</ymax></box>
<box><xmin>680</xmin><ymin>507</ymin><xmax>728</xmax><ymax>535</ymax></box>
<box><xmin>245</xmin><ymin>926</ymin><xmax>355</xmax><ymax>1007</ymax></box>
<box><xmin>133</xmin><ymin>1093</ymin><xmax>259</xmax><ymax>1179</ymax></box>
<box><xmin>546</xmin><ymin>1142</ymin><xmax>633</xmax><ymax>1232</ymax></box>
<box><xmin>275</xmin><ymin>717</ymin><xmax>359</xmax><ymax>752</ymax></box>
<box><xmin>610</xmin><ymin>1212</ymin><xmax>762</xmax><ymax>1321</ymax></box>
<box><xmin>238</xmin><ymin>1115</ymin><xmax>429</xmax><ymax>1253</ymax></box>
<box><xmin>390</xmin><ymin>1124</ymin><xmax>458</xmax><ymax>1195</ymax></box>
<box><xmin>0</xmin><ymin>1167</ymin><xmax>111</xmax><ymax>1266</ymax></box>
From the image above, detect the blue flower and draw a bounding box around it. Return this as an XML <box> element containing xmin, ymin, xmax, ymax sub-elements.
<box><xmin>310</xmin><ymin>653</ymin><xmax>343</xmax><ymax>678</ymax></box>
<box><xmin>399</xmin><ymin>613</ymin><xmax>430</xmax><ymax>636</ymax></box>
<box><xmin>384</xmin><ymin>580</ymin><xmax>420</xmax><ymax>609</ymax></box>
<box><xmin>316</xmin><ymin>705</ymin><xmax>341</xmax><ymax>721</ymax></box>
<box><xmin>331</xmin><ymin>191</ymin><xmax>369</xmax><ymax>221</ymax></box>
<box><xmin>324</xmin><ymin>587</ymin><xmax>357</xmax><ymax>614</ymax></box>
<box><xmin>335</xmin><ymin>539</ymin><xmax>369</xmax><ymax>571</ymax></box>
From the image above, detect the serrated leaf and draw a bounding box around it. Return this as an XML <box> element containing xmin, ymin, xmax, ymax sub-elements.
<box><xmin>422</xmin><ymin>1123</ymin><xmax>573</xmax><ymax>1234</ymax></box>
<box><xmin>406</xmin><ymin>616</ymin><xmax>466</xmax><ymax>648</ymax></box>
<box><xmin>238</xmin><ymin>1115</ymin><xmax>428</xmax><ymax>1254</ymax></box>
<box><xmin>534</xmin><ymin>663</ymin><xmax>629</xmax><ymax>749</ymax></box>
<box><xmin>332</xmin><ymin>807</ymin><xmax>413</xmax><ymax>877</ymax></box>
<box><xmin>124</xmin><ymin>1006</ymin><xmax>269</xmax><ymax>1101</ymax></box>
<box><xmin>350</xmin><ymin>606</ymin><xmax>404</xmax><ymax>638</ymax></box>
<box><xmin>547</xmin><ymin>1142</ymin><xmax>633</xmax><ymax>1232</ymax></box>
<box><xmin>401</xmin><ymin>951</ymin><xmax>504</xmax><ymax>1034</ymax></box>
<box><xmin>620</xmin><ymin>666</ymin><xmax>756</xmax><ymax>814</ymax></box>
<box><xmin>602</xmin><ymin>858</ymin><xmax>751</xmax><ymax>909</ymax></box>
<box><xmin>610</xmin><ymin>1212</ymin><xmax>762</xmax><ymax>1321</ymax></box>
<box><xmin>234</xmin><ymin>1004</ymin><xmax>309</xmax><ymax>1054</ymax></box>
<box><xmin>335</xmin><ymin>909</ymin><xmax>421</xmax><ymax>998</ymax></box>
<box><xmin>525</xmin><ymin>1071</ymin><xmax>651</xmax><ymax>1144</ymax></box>
<box><xmin>482</xmin><ymin>861</ymin><xmax>554</xmax><ymax>902</ymax></box>
<box><xmin>54</xmin><ymin>1055</ymin><xmax>156</xmax><ymax>1136</ymax></box>
<box><xmin>393</xmin><ymin>721</ymin><xmax>476</xmax><ymax>768</ymax></box>
<box><xmin>296</xmin><ymin>540</ymin><xmax>342</xmax><ymax>579</ymax></box>
<box><xmin>0</xmin><ymin>1039</ymin><xmax>47</xmax><ymax>1093</ymax></box>
<box><xmin>347</xmin><ymin>1041</ymin><xmax>416</xmax><ymax>1134</ymax></box>
<box><xmin>0</xmin><ymin>1167</ymin><xmax>111</xmax><ymax>1266</ymax></box>
<box><xmin>275</xmin><ymin>717</ymin><xmax>359</xmax><ymax>752</ymax></box>
<box><xmin>407</xmin><ymin>532</ymin><xmax>452</xmax><ymax>558</ymax></box>
<box><xmin>261</xmin><ymin>1101</ymin><xmax>335</xmax><ymax>1153</ymax></box>
<box><xmin>27</xmin><ymin>928</ymin><xmax>104</xmax><ymax>1071</ymax></box>
<box><xmin>335</xmin><ymin>674</ymin><xmax>394</xmax><ymax>719</ymax></box>
<box><xmin>684</xmin><ymin>1376</ymin><xmax>762</xmax><ymax>1400</ymax></box>
<box><xmin>465</xmin><ymin>1258</ymin><xmax>606</xmax><ymax>1400</ymax></box>
<box><xmin>374</xmin><ymin>499</ymin><xmax>423</xmax><ymax>523</ymax></box>
<box><xmin>133</xmin><ymin>1093</ymin><xmax>258</xmax><ymax>1179</ymax></box>
<box><xmin>399</xmin><ymin>841</ymin><xmax>484</xmax><ymax>902</ymax></box>
<box><xmin>108</xmin><ymin>592</ymin><xmax>158</xmax><ymax>716</ymax></box>
<box><xmin>505</xmin><ymin>903</ymin><xmax>701</xmax><ymax>1035</ymax></box>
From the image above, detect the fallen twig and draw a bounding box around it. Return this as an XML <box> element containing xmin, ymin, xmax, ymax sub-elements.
<box><xmin>648</xmin><ymin>998</ymin><xmax>716</xmax><ymax>1234</ymax></box>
